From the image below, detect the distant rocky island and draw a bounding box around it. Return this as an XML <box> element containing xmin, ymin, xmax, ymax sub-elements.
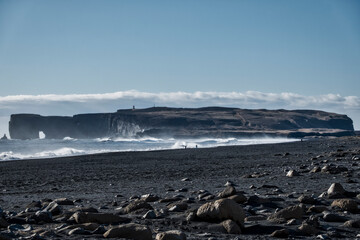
<box><xmin>9</xmin><ymin>107</ymin><xmax>354</xmax><ymax>139</ymax></box>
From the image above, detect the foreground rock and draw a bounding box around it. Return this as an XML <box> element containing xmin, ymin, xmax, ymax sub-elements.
<box><xmin>218</xmin><ymin>186</ymin><xmax>236</xmax><ymax>198</ymax></box>
<box><xmin>72</xmin><ymin>212</ymin><xmax>130</xmax><ymax>224</ymax></box>
<box><xmin>298</xmin><ymin>223</ymin><xmax>319</xmax><ymax>235</ymax></box>
<box><xmin>286</xmin><ymin>170</ymin><xmax>300</xmax><ymax>177</ymax></box>
<box><xmin>343</xmin><ymin>219</ymin><xmax>360</xmax><ymax>228</ymax></box>
<box><xmin>103</xmin><ymin>223</ymin><xmax>152</xmax><ymax>239</ymax></box>
<box><xmin>196</xmin><ymin>199</ymin><xmax>245</xmax><ymax>227</ymax></box>
<box><xmin>331</xmin><ymin>199</ymin><xmax>358</xmax><ymax>213</ymax></box>
<box><xmin>221</xmin><ymin>219</ymin><xmax>242</xmax><ymax>234</ymax></box>
<box><xmin>270</xmin><ymin>229</ymin><xmax>289</xmax><ymax>238</ymax></box>
<box><xmin>268</xmin><ymin>205</ymin><xmax>303</xmax><ymax>223</ymax></box>
<box><xmin>156</xmin><ymin>230</ymin><xmax>187</xmax><ymax>240</ymax></box>
<box><xmin>327</xmin><ymin>183</ymin><xmax>346</xmax><ymax>198</ymax></box>
<box><xmin>121</xmin><ymin>200</ymin><xmax>153</xmax><ymax>214</ymax></box>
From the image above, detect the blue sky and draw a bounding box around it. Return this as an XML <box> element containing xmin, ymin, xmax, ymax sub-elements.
<box><xmin>0</xmin><ymin>0</ymin><xmax>359</xmax><ymax>133</ymax></box>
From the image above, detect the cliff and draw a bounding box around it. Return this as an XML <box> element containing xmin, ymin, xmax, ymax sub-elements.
<box><xmin>9</xmin><ymin>107</ymin><xmax>355</xmax><ymax>139</ymax></box>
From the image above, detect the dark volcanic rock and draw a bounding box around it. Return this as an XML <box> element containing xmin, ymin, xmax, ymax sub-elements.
<box><xmin>103</xmin><ymin>223</ymin><xmax>152</xmax><ymax>239</ymax></box>
<box><xmin>331</xmin><ymin>199</ymin><xmax>358</xmax><ymax>213</ymax></box>
<box><xmin>72</xmin><ymin>212</ymin><xmax>130</xmax><ymax>224</ymax></box>
<box><xmin>268</xmin><ymin>205</ymin><xmax>304</xmax><ymax>223</ymax></box>
<box><xmin>196</xmin><ymin>199</ymin><xmax>245</xmax><ymax>227</ymax></box>
<box><xmin>270</xmin><ymin>228</ymin><xmax>289</xmax><ymax>238</ymax></box>
<box><xmin>218</xmin><ymin>186</ymin><xmax>236</xmax><ymax>198</ymax></box>
<box><xmin>156</xmin><ymin>230</ymin><xmax>187</xmax><ymax>240</ymax></box>
<box><xmin>9</xmin><ymin>107</ymin><xmax>355</xmax><ymax>139</ymax></box>
<box><xmin>121</xmin><ymin>200</ymin><xmax>153</xmax><ymax>214</ymax></box>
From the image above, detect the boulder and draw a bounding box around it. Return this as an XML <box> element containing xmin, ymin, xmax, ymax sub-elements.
<box><xmin>218</xmin><ymin>186</ymin><xmax>236</xmax><ymax>198</ymax></box>
<box><xmin>297</xmin><ymin>223</ymin><xmax>319</xmax><ymax>235</ymax></box>
<box><xmin>322</xmin><ymin>212</ymin><xmax>348</xmax><ymax>222</ymax></box>
<box><xmin>286</xmin><ymin>170</ymin><xmax>300</xmax><ymax>177</ymax></box>
<box><xmin>298</xmin><ymin>195</ymin><xmax>316</xmax><ymax>204</ymax></box>
<box><xmin>343</xmin><ymin>219</ymin><xmax>360</xmax><ymax>228</ymax></box>
<box><xmin>53</xmin><ymin>198</ymin><xmax>74</xmax><ymax>205</ymax></box>
<box><xmin>44</xmin><ymin>201</ymin><xmax>62</xmax><ymax>215</ymax></box>
<box><xmin>196</xmin><ymin>199</ymin><xmax>245</xmax><ymax>228</ymax></box>
<box><xmin>327</xmin><ymin>183</ymin><xmax>346</xmax><ymax>197</ymax></box>
<box><xmin>207</xmin><ymin>223</ymin><xmax>227</xmax><ymax>233</ymax></box>
<box><xmin>307</xmin><ymin>205</ymin><xmax>328</xmax><ymax>213</ymax></box>
<box><xmin>270</xmin><ymin>229</ymin><xmax>289</xmax><ymax>238</ymax></box>
<box><xmin>35</xmin><ymin>210</ymin><xmax>52</xmax><ymax>223</ymax></box>
<box><xmin>142</xmin><ymin>210</ymin><xmax>157</xmax><ymax>219</ymax></box>
<box><xmin>122</xmin><ymin>200</ymin><xmax>153</xmax><ymax>214</ymax></box>
<box><xmin>303</xmin><ymin>215</ymin><xmax>320</xmax><ymax>228</ymax></box>
<box><xmin>72</xmin><ymin>212</ymin><xmax>130</xmax><ymax>224</ymax></box>
<box><xmin>331</xmin><ymin>199</ymin><xmax>358</xmax><ymax>213</ymax></box>
<box><xmin>228</xmin><ymin>193</ymin><xmax>247</xmax><ymax>204</ymax></box>
<box><xmin>310</xmin><ymin>166</ymin><xmax>321</xmax><ymax>173</ymax></box>
<box><xmin>168</xmin><ymin>202</ymin><xmax>188</xmax><ymax>212</ymax></box>
<box><xmin>268</xmin><ymin>205</ymin><xmax>303</xmax><ymax>223</ymax></box>
<box><xmin>0</xmin><ymin>217</ymin><xmax>9</xmax><ymax>228</ymax></box>
<box><xmin>103</xmin><ymin>223</ymin><xmax>152</xmax><ymax>240</ymax></box>
<box><xmin>141</xmin><ymin>194</ymin><xmax>160</xmax><ymax>202</ymax></box>
<box><xmin>221</xmin><ymin>219</ymin><xmax>242</xmax><ymax>234</ymax></box>
<box><xmin>156</xmin><ymin>230</ymin><xmax>186</xmax><ymax>240</ymax></box>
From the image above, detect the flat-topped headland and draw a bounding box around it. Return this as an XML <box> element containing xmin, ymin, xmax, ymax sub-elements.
<box><xmin>0</xmin><ymin>137</ymin><xmax>359</xmax><ymax>239</ymax></box>
<box><xmin>9</xmin><ymin>107</ymin><xmax>354</xmax><ymax>139</ymax></box>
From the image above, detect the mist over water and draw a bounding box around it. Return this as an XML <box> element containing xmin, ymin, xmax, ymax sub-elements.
<box><xmin>0</xmin><ymin>137</ymin><xmax>298</xmax><ymax>161</ymax></box>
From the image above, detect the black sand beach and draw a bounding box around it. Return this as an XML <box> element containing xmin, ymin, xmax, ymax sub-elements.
<box><xmin>0</xmin><ymin>137</ymin><xmax>359</xmax><ymax>239</ymax></box>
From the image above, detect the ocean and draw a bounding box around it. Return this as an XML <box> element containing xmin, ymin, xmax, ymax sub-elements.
<box><xmin>0</xmin><ymin>137</ymin><xmax>298</xmax><ymax>161</ymax></box>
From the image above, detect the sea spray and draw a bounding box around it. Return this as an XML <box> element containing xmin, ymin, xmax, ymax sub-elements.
<box><xmin>0</xmin><ymin>137</ymin><xmax>298</xmax><ymax>161</ymax></box>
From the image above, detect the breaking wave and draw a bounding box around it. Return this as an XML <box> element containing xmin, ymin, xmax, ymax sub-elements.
<box><xmin>0</xmin><ymin>148</ymin><xmax>86</xmax><ymax>161</ymax></box>
<box><xmin>0</xmin><ymin>137</ymin><xmax>298</xmax><ymax>161</ymax></box>
<box><xmin>63</xmin><ymin>137</ymin><xmax>77</xmax><ymax>141</ymax></box>
<box><xmin>96</xmin><ymin>136</ymin><xmax>165</xmax><ymax>143</ymax></box>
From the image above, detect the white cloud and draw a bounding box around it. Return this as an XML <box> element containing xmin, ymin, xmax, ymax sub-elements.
<box><xmin>0</xmin><ymin>90</ymin><xmax>358</xmax><ymax>108</ymax></box>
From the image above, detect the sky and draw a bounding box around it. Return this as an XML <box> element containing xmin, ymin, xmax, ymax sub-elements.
<box><xmin>0</xmin><ymin>0</ymin><xmax>359</xmax><ymax>135</ymax></box>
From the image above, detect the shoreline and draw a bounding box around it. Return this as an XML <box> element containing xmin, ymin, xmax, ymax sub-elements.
<box><xmin>0</xmin><ymin>136</ymin><xmax>300</xmax><ymax>162</ymax></box>
<box><xmin>0</xmin><ymin>136</ymin><xmax>359</xmax><ymax>239</ymax></box>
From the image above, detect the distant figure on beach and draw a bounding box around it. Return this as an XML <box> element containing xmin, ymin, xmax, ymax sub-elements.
<box><xmin>132</xmin><ymin>105</ymin><xmax>135</xmax><ymax>110</ymax></box>
<box><xmin>1</xmin><ymin>134</ymin><xmax>8</xmax><ymax>140</ymax></box>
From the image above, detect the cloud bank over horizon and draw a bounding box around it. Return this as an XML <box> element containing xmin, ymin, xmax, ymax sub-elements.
<box><xmin>0</xmin><ymin>90</ymin><xmax>359</xmax><ymax>135</ymax></box>
<box><xmin>1</xmin><ymin>90</ymin><xmax>359</xmax><ymax>108</ymax></box>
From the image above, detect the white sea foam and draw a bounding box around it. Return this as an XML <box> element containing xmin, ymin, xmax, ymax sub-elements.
<box><xmin>0</xmin><ymin>137</ymin><xmax>298</xmax><ymax>161</ymax></box>
<box><xmin>95</xmin><ymin>136</ymin><xmax>164</xmax><ymax>143</ymax></box>
<box><xmin>0</xmin><ymin>151</ymin><xmax>23</xmax><ymax>161</ymax></box>
<box><xmin>0</xmin><ymin>148</ymin><xmax>113</xmax><ymax>161</ymax></box>
<box><xmin>63</xmin><ymin>137</ymin><xmax>77</xmax><ymax>141</ymax></box>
